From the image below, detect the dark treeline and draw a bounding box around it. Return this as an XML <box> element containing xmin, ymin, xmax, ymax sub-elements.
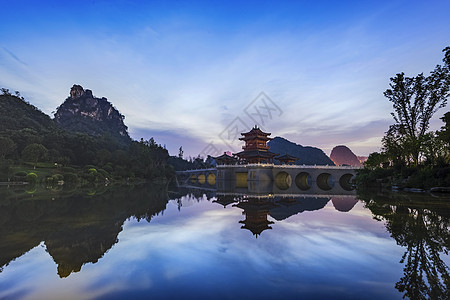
<box><xmin>357</xmin><ymin>47</ymin><xmax>450</xmax><ymax>189</ymax></box>
<box><xmin>168</xmin><ymin>153</ymin><xmax>214</xmax><ymax>171</ymax></box>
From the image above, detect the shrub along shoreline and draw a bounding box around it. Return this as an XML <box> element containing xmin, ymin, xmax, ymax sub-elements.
<box><xmin>356</xmin><ymin>165</ymin><xmax>450</xmax><ymax>192</ymax></box>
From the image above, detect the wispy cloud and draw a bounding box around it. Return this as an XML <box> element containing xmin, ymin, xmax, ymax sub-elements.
<box><xmin>2</xmin><ymin>47</ymin><xmax>28</xmax><ymax>66</ymax></box>
<box><xmin>0</xmin><ymin>1</ymin><xmax>449</xmax><ymax>156</ymax></box>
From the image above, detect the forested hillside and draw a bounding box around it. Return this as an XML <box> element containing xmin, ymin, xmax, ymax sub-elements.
<box><xmin>0</xmin><ymin>88</ymin><xmax>172</xmax><ymax>183</ymax></box>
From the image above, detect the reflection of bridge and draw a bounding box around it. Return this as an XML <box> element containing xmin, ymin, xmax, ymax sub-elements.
<box><xmin>212</xmin><ymin>193</ymin><xmax>359</xmax><ymax>236</ymax></box>
<box><xmin>176</xmin><ymin>165</ymin><xmax>360</xmax><ymax>237</ymax></box>
<box><xmin>176</xmin><ymin>164</ymin><xmax>359</xmax><ymax>194</ymax></box>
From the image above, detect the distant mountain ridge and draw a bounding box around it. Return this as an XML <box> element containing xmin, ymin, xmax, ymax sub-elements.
<box><xmin>329</xmin><ymin>145</ymin><xmax>362</xmax><ymax>166</ymax></box>
<box><xmin>268</xmin><ymin>137</ymin><xmax>335</xmax><ymax>166</ymax></box>
<box><xmin>54</xmin><ymin>85</ymin><xmax>130</xmax><ymax>143</ymax></box>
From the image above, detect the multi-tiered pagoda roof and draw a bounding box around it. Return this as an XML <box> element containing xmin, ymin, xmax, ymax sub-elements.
<box><xmin>233</xmin><ymin>126</ymin><xmax>278</xmax><ymax>163</ymax></box>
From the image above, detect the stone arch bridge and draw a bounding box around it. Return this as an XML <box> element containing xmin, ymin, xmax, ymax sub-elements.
<box><xmin>176</xmin><ymin>164</ymin><xmax>360</xmax><ymax>194</ymax></box>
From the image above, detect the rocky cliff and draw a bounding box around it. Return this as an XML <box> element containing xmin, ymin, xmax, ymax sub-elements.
<box><xmin>329</xmin><ymin>145</ymin><xmax>362</xmax><ymax>166</ymax></box>
<box><xmin>54</xmin><ymin>85</ymin><xmax>130</xmax><ymax>143</ymax></box>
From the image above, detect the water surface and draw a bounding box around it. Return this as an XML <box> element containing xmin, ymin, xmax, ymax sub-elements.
<box><xmin>0</xmin><ymin>184</ymin><xmax>448</xmax><ymax>299</ymax></box>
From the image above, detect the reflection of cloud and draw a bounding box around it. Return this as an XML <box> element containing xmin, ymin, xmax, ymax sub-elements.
<box><xmin>1</xmin><ymin>199</ymin><xmax>405</xmax><ymax>299</ymax></box>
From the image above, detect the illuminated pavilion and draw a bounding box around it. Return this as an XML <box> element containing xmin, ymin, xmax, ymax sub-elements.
<box><xmin>276</xmin><ymin>154</ymin><xmax>298</xmax><ymax>165</ymax></box>
<box><xmin>233</xmin><ymin>126</ymin><xmax>278</xmax><ymax>164</ymax></box>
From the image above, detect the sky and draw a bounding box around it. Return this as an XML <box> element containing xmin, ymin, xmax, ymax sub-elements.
<box><xmin>1</xmin><ymin>0</ymin><xmax>449</xmax><ymax>157</ymax></box>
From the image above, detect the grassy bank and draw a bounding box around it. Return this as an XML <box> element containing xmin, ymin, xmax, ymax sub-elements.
<box><xmin>0</xmin><ymin>160</ymin><xmax>171</xmax><ymax>188</ymax></box>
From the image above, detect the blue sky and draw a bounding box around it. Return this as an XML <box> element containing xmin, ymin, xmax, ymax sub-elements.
<box><xmin>1</xmin><ymin>0</ymin><xmax>449</xmax><ymax>157</ymax></box>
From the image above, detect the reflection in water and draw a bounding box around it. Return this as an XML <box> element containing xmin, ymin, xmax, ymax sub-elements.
<box><xmin>331</xmin><ymin>196</ymin><xmax>359</xmax><ymax>212</ymax></box>
<box><xmin>1</xmin><ymin>181</ymin><xmax>449</xmax><ymax>300</ymax></box>
<box><xmin>213</xmin><ymin>193</ymin><xmax>344</xmax><ymax>236</ymax></box>
<box><xmin>235</xmin><ymin>197</ymin><xmax>275</xmax><ymax>236</ymax></box>
<box><xmin>1</xmin><ymin>182</ymin><xmax>360</xmax><ymax>277</ymax></box>
<box><xmin>230</xmin><ymin>196</ymin><xmax>332</xmax><ymax>236</ymax></box>
<box><xmin>271</xmin><ymin>196</ymin><xmax>330</xmax><ymax>220</ymax></box>
<box><xmin>358</xmin><ymin>190</ymin><xmax>450</xmax><ymax>299</ymax></box>
<box><xmin>196</xmin><ymin>174</ymin><xmax>358</xmax><ymax>236</ymax></box>
<box><xmin>0</xmin><ymin>184</ymin><xmax>169</xmax><ymax>278</ymax></box>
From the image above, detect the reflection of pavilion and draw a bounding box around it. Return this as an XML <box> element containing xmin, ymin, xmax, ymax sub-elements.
<box><xmin>213</xmin><ymin>193</ymin><xmax>360</xmax><ymax>236</ymax></box>
<box><xmin>213</xmin><ymin>195</ymin><xmax>238</xmax><ymax>208</ymax></box>
<box><xmin>234</xmin><ymin>197</ymin><xmax>277</xmax><ymax>237</ymax></box>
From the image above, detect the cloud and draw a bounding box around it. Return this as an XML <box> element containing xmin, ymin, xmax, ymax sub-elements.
<box><xmin>129</xmin><ymin>127</ymin><xmax>208</xmax><ymax>157</ymax></box>
<box><xmin>2</xmin><ymin>47</ymin><xmax>28</xmax><ymax>66</ymax></box>
<box><xmin>1</xmin><ymin>1</ymin><xmax>449</xmax><ymax>157</ymax></box>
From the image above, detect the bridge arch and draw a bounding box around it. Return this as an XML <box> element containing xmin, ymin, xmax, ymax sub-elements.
<box><xmin>207</xmin><ymin>173</ymin><xmax>216</xmax><ymax>185</ymax></box>
<box><xmin>317</xmin><ymin>173</ymin><xmax>334</xmax><ymax>191</ymax></box>
<box><xmin>235</xmin><ymin>172</ymin><xmax>248</xmax><ymax>188</ymax></box>
<box><xmin>295</xmin><ymin>172</ymin><xmax>311</xmax><ymax>191</ymax></box>
<box><xmin>275</xmin><ymin>171</ymin><xmax>292</xmax><ymax>190</ymax></box>
<box><xmin>189</xmin><ymin>174</ymin><xmax>197</xmax><ymax>184</ymax></box>
<box><xmin>339</xmin><ymin>173</ymin><xmax>354</xmax><ymax>191</ymax></box>
<box><xmin>197</xmin><ymin>174</ymin><xmax>206</xmax><ymax>185</ymax></box>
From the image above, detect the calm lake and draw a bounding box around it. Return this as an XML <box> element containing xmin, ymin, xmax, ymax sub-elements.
<box><xmin>0</xmin><ymin>183</ymin><xmax>449</xmax><ymax>300</ymax></box>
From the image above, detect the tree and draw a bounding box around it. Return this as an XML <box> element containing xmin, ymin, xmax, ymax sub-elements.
<box><xmin>421</xmin><ymin>132</ymin><xmax>448</xmax><ymax>166</ymax></box>
<box><xmin>364</xmin><ymin>151</ymin><xmax>388</xmax><ymax>170</ymax></box>
<box><xmin>1</xmin><ymin>88</ymin><xmax>11</xmax><ymax>95</ymax></box>
<box><xmin>383</xmin><ymin>47</ymin><xmax>450</xmax><ymax>165</ymax></box>
<box><xmin>149</xmin><ymin>137</ymin><xmax>157</xmax><ymax>148</ymax></box>
<box><xmin>437</xmin><ymin>112</ymin><xmax>450</xmax><ymax>144</ymax></box>
<box><xmin>0</xmin><ymin>136</ymin><xmax>16</xmax><ymax>159</ymax></box>
<box><xmin>22</xmin><ymin>143</ymin><xmax>48</xmax><ymax>167</ymax></box>
<box><xmin>435</xmin><ymin>112</ymin><xmax>450</xmax><ymax>164</ymax></box>
<box><xmin>96</xmin><ymin>149</ymin><xmax>111</xmax><ymax>166</ymax></box>
<box><xmin>382</xmin><ymin>125</ymin><xmax>408</xmax><ymax>167</ymax></box>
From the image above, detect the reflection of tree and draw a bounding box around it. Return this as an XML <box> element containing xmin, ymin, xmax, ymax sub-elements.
<box><xmin>359</xmin><ymin>190</ymin><xmax>450</xmax><ymax>299</ymax></box>
<box><xmin>0</xmin><ymin>183</ymin><xmax>170</xmax><ymax>277</ymax></box>
<box><xmin>170</xmin><ymin>187</ymin><xmax>215</xmax><ymax>211</ymax></box>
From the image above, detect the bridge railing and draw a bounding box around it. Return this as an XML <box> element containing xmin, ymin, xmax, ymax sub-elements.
<box><xmin>217</xmin><ymin>163</ymin><xmax>361</xmax><ymax>170</ymax></box>
<box><xmin>175</xmin><ymin>168</ymin><xmax>217</xmax><ymax>174</ymax></box>
<box><xmin>177</xmin><ymin>164</ymin><xmax>362</xmax><ymax>174</ymax></box>
<box><xmin>273</xmin><ymin>164</ymin><xmax>362</xmax><ymax>170</ymax></box>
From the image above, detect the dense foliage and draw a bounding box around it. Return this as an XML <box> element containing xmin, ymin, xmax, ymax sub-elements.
<box><xmin>359</xmin><ymin>47</ymin><xmax>450</xmax><ymax>189</ymax></box>
<box><xmin>0</xmin><ymin>90</ymin><xmax>173</xmax><ymax>183</ymax></box>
